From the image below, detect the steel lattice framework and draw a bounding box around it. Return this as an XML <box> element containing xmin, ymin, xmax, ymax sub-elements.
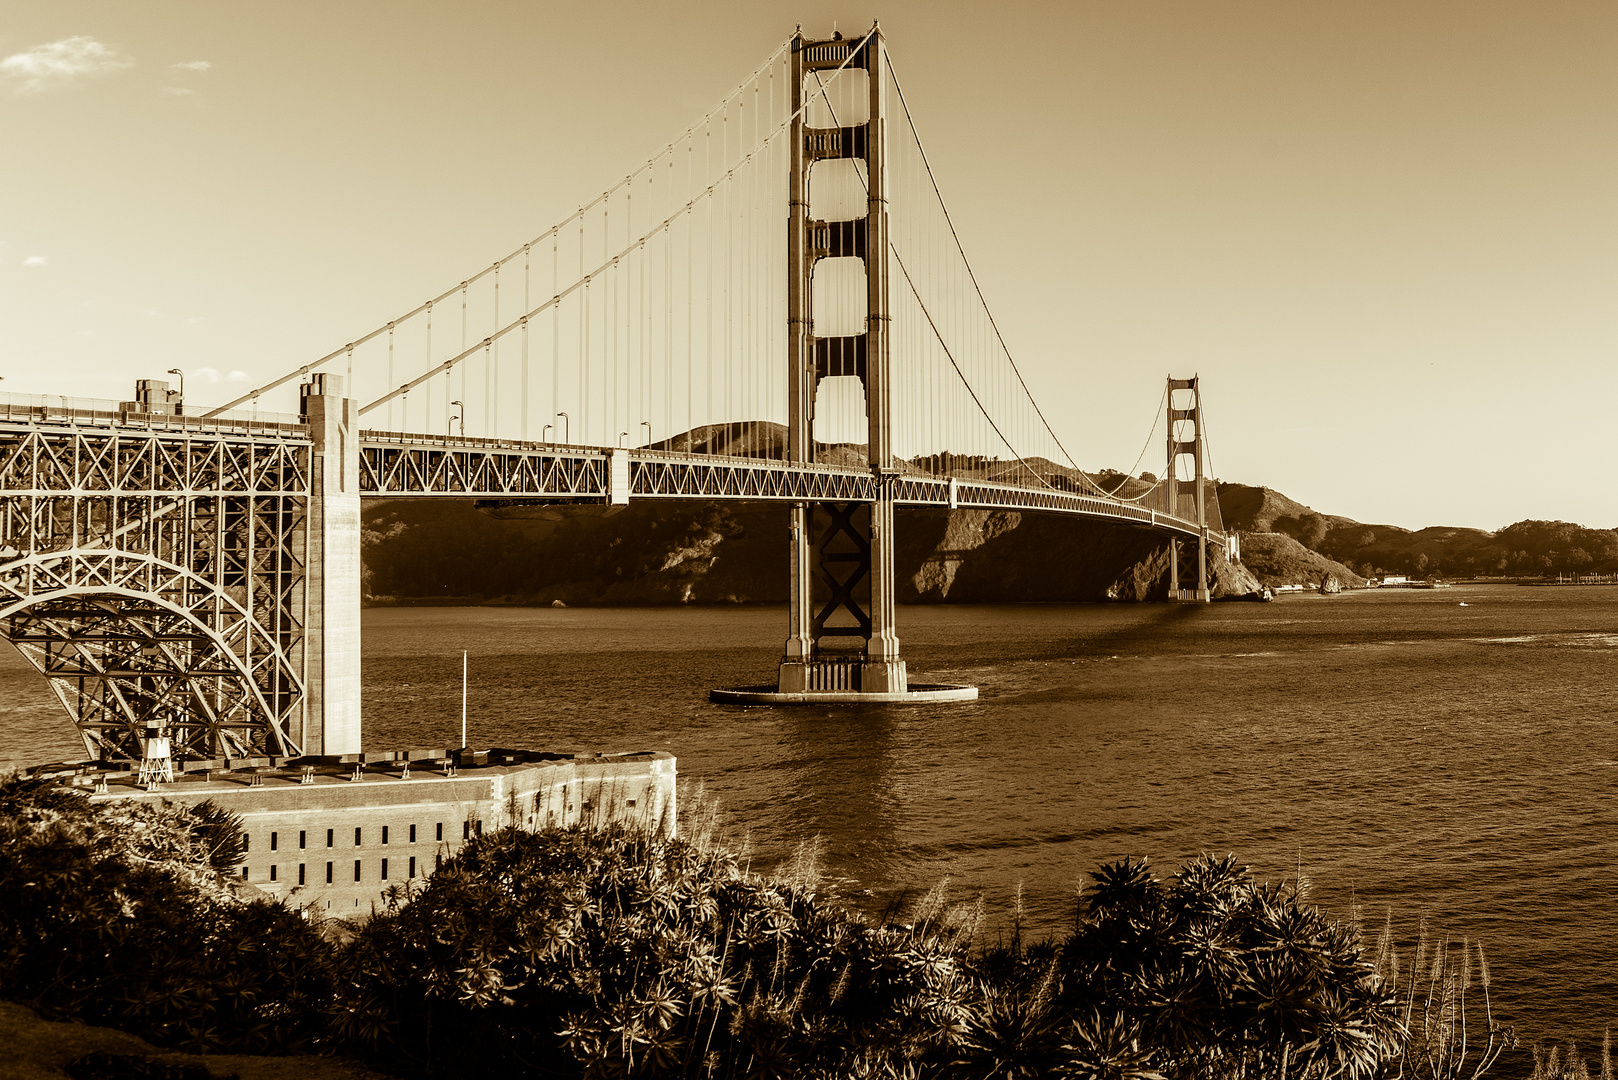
<box><xmin>357</xmin><ymin>431</ymin><xmax>1219</xmax><ymax>543</ymax></box>
<box><xmin>0</xmin><ymin>414</ymin><xmax>310</xmax><ymax>761</ymax></box>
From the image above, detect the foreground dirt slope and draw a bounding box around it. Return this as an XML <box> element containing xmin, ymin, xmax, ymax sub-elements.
<box><xmin>0</xmin><ymin>1001</ymin><xmax>386</xmax><ymax>1080</ymax></box>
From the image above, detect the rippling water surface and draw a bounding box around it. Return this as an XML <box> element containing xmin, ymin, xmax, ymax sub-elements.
<box><xmin>3</xmin><ymin>584</ymin><xmax>1615</xmax><ymax>1063</ymax></box>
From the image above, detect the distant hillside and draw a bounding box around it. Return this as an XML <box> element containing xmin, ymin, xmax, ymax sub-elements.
<box><xmin>1216</xmin><ymin>482</ymin><xmax>1618</xmax><ymax>581</ymax></box>
<box><xmin>362</xmin><ymin>499</ymin><xmax>1258</xmax><ymax>607</ymax></box>
<box><xmin>1216</xmin><ymin>483</ymin><xmax>1356</xmax><ymax>536</ymax></box>
<box><xmin>1237</xmin><ymin>533</ymin><xmax>1365</xmax><ymax>589</ymax></box>
<box><xmin>361</xmin><ymin>430</ymin><xmax>1616</xmax><ymax>603</ymax></box>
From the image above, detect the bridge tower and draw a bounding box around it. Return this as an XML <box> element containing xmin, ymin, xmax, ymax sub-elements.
<box><xmin>1166</xmin><ymin>375</ymin><xmax>1211</xmax><ymax>602</ymax></box>
<box><xmin>300</xmin><ymin>373</ymin><xmax>362</xmax><ymax>754</ymax></box>
<box><xmin>778</xmin><ymin>27</ymin><xmax>907</xmax><ymax>697</ymax></box>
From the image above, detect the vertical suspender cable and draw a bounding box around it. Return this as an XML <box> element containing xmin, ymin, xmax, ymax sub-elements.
<box><xmin>491</xmin><ymin>265</ymin><xmax>499</xmax><ymax>437</ymax></box>
<box><xmin>386</xmin><ymin>323</ymin><xmax>395</xmax><ymax>431</ymax></box>
<box><xmin>666</xmin><ymin>150</ymin><xmax>674</xmax><ymax>448</ymax></box>
<box><xmin>705</xmin><ymin>125</ymin><xmax>714</xmax><ymax>444</ymax></box>
<box><xmin>521</xmin><ymin>245</ymin><xmax>530</xmax><ymax>439</ymax></box>
<box><xmin>578</xmin><ymin>208</ymin><xmax>585</xmax><ymax>444</ymax></box>
<box><xmin>551</xmin><ymin>233</ymin><xmax>559</xmax><ymax>442</ymax></box>
<box><xmin>686</xmin><ymin>139</ymin><xmax>694</xmax><ymax>451</ymax></box>
<box><xmin>459</xmin><ymin>283</ymin><xmax>467</xmax><ymax>431</ymax></box>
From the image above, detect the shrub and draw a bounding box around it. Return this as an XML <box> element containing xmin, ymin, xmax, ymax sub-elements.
<box><xmin>0</xmin><ymin>777</ymin><xmax>1517</xmax><ymax>1079</ymax></box>
<box><xmin>0</xmin><ymin>775</ymin><xmax>332</xmax><ymax>1054</ymax></box>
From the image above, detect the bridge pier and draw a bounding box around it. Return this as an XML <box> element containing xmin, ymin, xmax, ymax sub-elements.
<box><xmin>1166</xmin><ymin>376</ymin><xmax>1211</xmax><ymax>603</ymax></box>
<box><xmin>720</xmin><ymin>26</ymin><xmax>970</xmax><ymax>706</ymax></box>
<box><xmin>301</xmin><ymin>374</ymin><xmax>362</xmax><ymax>753</ymax></box>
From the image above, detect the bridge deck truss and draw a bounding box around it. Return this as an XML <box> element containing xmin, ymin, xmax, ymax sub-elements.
<box><xmin>0</xmin><ymin>420</ymin><xmax>311</xmax><ymax>761</ymax></box>
<box><xmin>361</xmin><ymin>432</ymin><xmax>1222</xmax><ymax>546</ymax></box>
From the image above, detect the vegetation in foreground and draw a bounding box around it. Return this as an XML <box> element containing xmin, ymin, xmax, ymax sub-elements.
<box><xmin>0</xmin><ymin>775</ymin><xmax>1552</xmax><ymax>1079</ymax></box>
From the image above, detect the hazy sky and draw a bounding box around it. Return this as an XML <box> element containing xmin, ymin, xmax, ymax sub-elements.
<box><xmin>2</xmin><ymin>1</ymin><xmax>1613</xmax><ymax>530</ymax></box>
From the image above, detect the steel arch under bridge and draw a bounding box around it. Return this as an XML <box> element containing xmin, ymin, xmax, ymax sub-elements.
<box><xmin>0</xmin><ymin>406</ymin><xmax>318</xmax><ymax>762</ymax></box>
<box><xmin>1</xmin><ymin>552</ymin><xmax>302</xmax><ymax>760</ymax></box>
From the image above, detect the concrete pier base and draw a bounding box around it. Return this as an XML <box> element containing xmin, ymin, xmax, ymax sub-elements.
<box><xmin>711</xmin><ymin>683</ymin><xmax>977</xmax><ymax>705</ymax></box>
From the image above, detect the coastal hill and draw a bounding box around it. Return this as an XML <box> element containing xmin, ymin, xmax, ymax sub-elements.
<box><xmin>362</xmin><ymin>498</ymin><xmax>1259</xmax><ymax>606</ymax></box>
<box><xmin>360</xmin><ymin>461</ymin><xmax>1618</xmax><ymax>604</ymax></box>
<box><xmin>1216</xmin><ymin>484</ymin><xmax>1618</xmax><ymax>581</ymax></box>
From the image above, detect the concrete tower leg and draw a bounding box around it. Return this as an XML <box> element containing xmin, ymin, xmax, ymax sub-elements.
<box><xmin>1167</xmin><ymin>375</ymin><xmax>1211</xmax><ymax>603</ymax></box>
<box><xmin>860</xmin><ymin>30</ymin><xmax>905</xmax><ymax>695</ymax></box>
<box><xmin>301</xmin><ymin>373</ymin><xmax>361</xmax><ymax>754</ymax></box>
<box><xmin>778</xmin><ymin>29</ymin><xmax>815</xmax><ymax>695</ymax></box>
<box><xmin>779</xmin><ymin>504</ymin><xmax>815</xmax><ymax>692</ymax></box>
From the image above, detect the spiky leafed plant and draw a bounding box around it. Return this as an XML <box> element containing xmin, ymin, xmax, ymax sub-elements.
<box><xmin>0</xmin><ymin>776</ymin><xmax>331</xmax><ymax>1055</ymax></box>
<box><xmin>1058</xmin><ymin>1009</ymin><xmax>1166</xmax><ymax>1080</ymax></box>
<box><xmin>1057</xmin><ymin>854</ymin><xmax>1407</xmax><ymax>1080</ymax></box>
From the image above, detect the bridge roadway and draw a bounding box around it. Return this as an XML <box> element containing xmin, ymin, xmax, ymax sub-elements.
<box><xmin>361</xmin><ymin>429</ymin><xmax>1226</xmax><ymax>547</ymax></box>
<box><xmin>0</xmin><ymin>400</ymin><xmax>1222</xmax><ymax>547</ymax></box>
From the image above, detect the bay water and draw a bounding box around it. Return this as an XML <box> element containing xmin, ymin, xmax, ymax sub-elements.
<box><xmin>3</xmin><ymin>584</ymin><xmax>1614</xmax><ymax>1064</ymax></box>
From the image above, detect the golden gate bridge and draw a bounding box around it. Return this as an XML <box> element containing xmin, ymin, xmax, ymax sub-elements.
<box><xmin>0</xmin><ymin>26</ymin><xmax>1226</xmax><ymax>766</ymax></box>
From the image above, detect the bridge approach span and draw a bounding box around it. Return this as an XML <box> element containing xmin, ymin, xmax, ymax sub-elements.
<box><xmin>358</xmin><ymin>430</ymin><xmax>1226</xmax><ymax>548</ymax></box>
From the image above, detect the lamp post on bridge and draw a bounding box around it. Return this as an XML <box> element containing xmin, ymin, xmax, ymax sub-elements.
<box><xmin>618</xmin><ymin>432</ymin><xmax>629</xmax><ymax>448</ymax></box>
<box><xmin>450</xmin><ymin>401</ymin><xmax>464</xmax><ymax>438</ymax></box>
<box><xmin>166</xmin><ymin>369</ymin><xmax>185</xmax><ymax>415</ymax></box>
<box><xmin>555</xmin><ymin>412</ymin><xmax>568</xmax><ymax>445</ymax></box>
<box><xmin>640</xmin><ymin>421</ymin><xmax>652</xmax><ymax>447</ymax></box>
<box><xmin>542</xmin><ymin>423</ymin><xmax>552</xmax><ymax>443</ymax></box>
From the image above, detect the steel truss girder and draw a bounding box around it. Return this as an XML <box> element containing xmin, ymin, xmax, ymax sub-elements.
<box><xmin>0</xmin><ymin>425</ymin><xmax>309</xmax><ymax>495</ymax></box>
<box><xmin>360</xmin><ymin>439</ymin><xmax>609</xmax><ymax>497</ymax></box>
<box><xmin>356</xmin><ymin>435</ymin><xmax>1221</xmax><ymax>545</ymax></box>
<box><xmin>1</xmin><ymin>417</ymin><xmax>311</xmax><ymax>763</ymax></box>
<box><xmin>0</xmin><ymin>552</ymin><xmax>304</xmax><ymax>760</ymax></box>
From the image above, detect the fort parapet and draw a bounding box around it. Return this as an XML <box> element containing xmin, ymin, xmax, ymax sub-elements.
<box><xmin>35</xmin><ymin>749</ymin><xmax>676</xmax><ymax>916</ymax></box>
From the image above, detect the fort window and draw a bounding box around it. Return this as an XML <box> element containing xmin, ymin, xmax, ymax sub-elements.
<box><xmin>242</xmin><ymin>832</ymin><xmax>249</xmax><ymax>852</ymax></box>
<box><xmin>382</xmin><ymin>825</ymin><xmax>389</xmax><ymax>845</ymax></box>
<box><xmin>298</xmin><ymin>864</ymin><xmax>306</xmax><ymax>885</ymax></box>
<box><xmin>463</xmin><ymin>821</ymin><xmax>470</xmax><ymax>840</ymax></box>
<box><xmin>475</xmin><ymin>820</ymin><xmax>483</xmax><ymax>836</ymax></box>
<box><xmin>241</xmin><ymin>867</ymin><xmax>248</xmax><ymax>880</ymax></box>
<box><xmin>354</xmin><ymin>827</ymin><xmax>362</xmax><ymax>846</ymax></box>
<box><xmin>270</xmin><ymin>832</ymin><xmax>278</xmax><ymax>851</ymax></box>
<box><xmin>626</xmin><ymin>799</ymin><xmax>636</xmax><ymax>807</ymax></box>
<box><xmin>381</xmin><ymin>858</ymin><xmax>389</xmax><ymax>880</ymax></box>
<box><xmin>270</xmin><ymin>865</ymin><xmax>277</xmax><ymax>881</ymax></box>
<box><xmin>299</xmin><ymin>830</ymin><xmax>306</xmax><ymax>849</ymax></box>
<box><xmin>326</xmin><ymin>829</ymin><xmax>334</xmax><ymax>848</ymax></box>
<box><xmin>409</xmin><ymin>824</ymin><xmax>417</xmax><ymax>843</ymax></box>
<box><xmin>353</xmin><ymin>860</ymin><xmax>362</xmax><ymax>882</ymax></box>
<box><xmin>408</xmin><ymin>856</ymin><xmax>417</xmax><ymax>878</ymax></box>
<box><xmin>436</xmin><ymin>823</ymin><xmax>443</xmax><ymax>842</ymax></box>
<box><xmin>325</xmin><ymin>862</ymin><xmax>333</xmax><ymax>884</ymax></box>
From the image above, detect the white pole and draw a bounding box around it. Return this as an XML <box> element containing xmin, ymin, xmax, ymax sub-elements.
<box><xmin>461</xmin><ymin>650</ymin><xmax>468</xmax><ymax>749</ymax></box>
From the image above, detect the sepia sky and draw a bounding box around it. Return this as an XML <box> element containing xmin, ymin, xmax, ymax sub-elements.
<box><xmin>2</xmin><ymin>1</ymin><xmax>1613</xmax><ymax>531</ymax></box>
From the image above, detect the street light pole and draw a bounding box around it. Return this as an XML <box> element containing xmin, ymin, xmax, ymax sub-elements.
<box><xmin>640</xmin><ymin>421</ymin><xmax>652</xmax><ymax>446</ymax></box>
<box><xmin>556</xmin><ymin>412</ymin><xmax>568</xmax><ymax>444</ymax></box>
<box><xmin>166</xmin><ymin>368</ymin><xmax>184</xmax><ymax>414</ymax></box>
<box><xmin>450</xmin><ymin>400</ymin><xmax>464</xmax><ymax>438</ymax></box>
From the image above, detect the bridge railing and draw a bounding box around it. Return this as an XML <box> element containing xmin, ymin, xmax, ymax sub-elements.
<box><xmin>0</xmin><ymin>393</ymin><xmax>306</xmax><ymax>438</ymax></box>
